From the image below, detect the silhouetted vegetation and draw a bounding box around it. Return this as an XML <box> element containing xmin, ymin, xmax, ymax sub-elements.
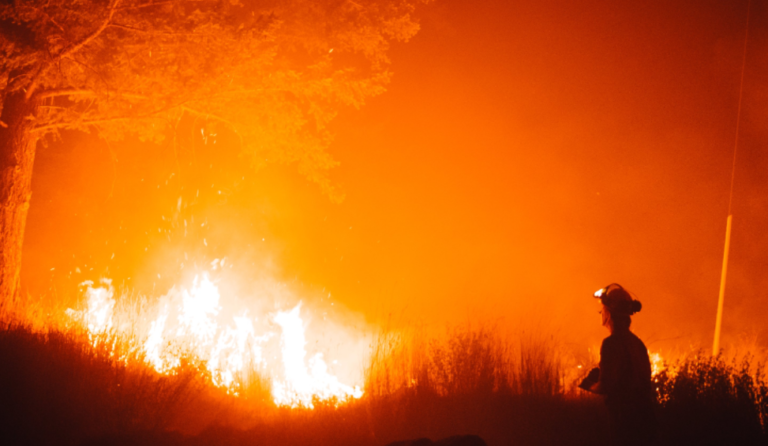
<box><xmin>1</xmin><ymin>297</ymin><xmax>767</xmax><ymax>446</ymax></box>
<box><xmin>654</xmin><ymin>353</ymin><xmax>768</xmax><ymax>446</ymax></box>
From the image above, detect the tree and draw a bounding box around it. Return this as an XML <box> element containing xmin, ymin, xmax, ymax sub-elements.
<box><xmin>0</xmin><ymin>0</ymin><xmax>425</xmax><ymax>303</ymax></box>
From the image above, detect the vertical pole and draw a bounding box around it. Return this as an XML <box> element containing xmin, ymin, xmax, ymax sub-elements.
<box><xmin>713</xmin><ymin>0</ymin><xmax>750</xmax><ymax>357</ymax></box>
<box><xmin>712</xmin><ymin>214</ymin><xmax>733</xmax><ymax>356</ymax></box>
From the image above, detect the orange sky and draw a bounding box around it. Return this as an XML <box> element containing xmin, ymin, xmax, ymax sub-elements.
<box><xmin>23</xmin><ymin>0</ymin><xmax>768</xmax><ymax>352</ymax></box>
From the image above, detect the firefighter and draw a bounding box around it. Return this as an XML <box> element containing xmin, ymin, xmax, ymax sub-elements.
<box><xmin>579</xmin><ymin>284</ymin><xmax>657</xmax><ymax>445</ymax></box>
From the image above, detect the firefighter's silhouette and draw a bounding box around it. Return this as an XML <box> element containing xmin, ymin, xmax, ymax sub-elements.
<box><xmin>579</xmin><ymin>283</ymin><xmax>656</xmax><ymax>445</ymax></box>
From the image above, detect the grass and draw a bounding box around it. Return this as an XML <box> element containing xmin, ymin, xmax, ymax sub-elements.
<box><xmin>364</xmin><ymin>322</ymin><xmax>564</xmax><ymax>398</ymax></box>
<box><xmin>1</xmin><ymin>292</ymin><xmax>768</xmax><ymax>446</ymax></box>
<box><xmin>0</xmin><ymin>322</ymin><xmax>244</xmax><ymax>444</ymax></box>
<box><xmin>654</xmin><ymin>352</ymin><xmax>768</xmax><ymax>446</ymax></box>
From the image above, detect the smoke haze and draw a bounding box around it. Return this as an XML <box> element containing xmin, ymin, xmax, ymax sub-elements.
<box><xmin>22</xmin><ymin>0</ymin><xmax>768</xmax><ymax>355</ymax></box>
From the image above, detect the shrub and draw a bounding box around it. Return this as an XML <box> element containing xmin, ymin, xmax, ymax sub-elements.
<box><xmin>655</xmin><ymin>352</ymin><xmax>767</xmax><ymax>445</ymax></box>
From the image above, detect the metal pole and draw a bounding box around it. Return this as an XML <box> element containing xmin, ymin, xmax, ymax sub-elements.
<box><xmin>712</xmin><ymin>214</ymin><xmax>732</xmax><ymax>356</ymax></box>
<box><xmin>713</xmin><ymin>0</ymin><xmax>751</xmax><ymax>356</ymax></box>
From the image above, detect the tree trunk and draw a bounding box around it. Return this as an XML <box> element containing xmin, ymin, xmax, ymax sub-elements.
<box><xmin>0</xmin><ymin>90</ymin><xmax>39</xmax><ymax>306</ymax></box>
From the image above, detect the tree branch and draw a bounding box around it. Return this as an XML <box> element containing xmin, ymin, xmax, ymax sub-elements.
<box><xmin>115</xmin><ymin>0</ymin><xmax>217</xmax><ymax>12</ymax></box>
<box><xmin>181</xmin><ymin>105</ymin><xmax>244</xmax><ymax>148</ymax></box>
<box><xmin>60</xmin><ymin>56</ymin><xmax>115</xmax><ymax>95</ymax></box>
<box><xmin>31</xmin><ymin>115</ymin><xmax>133</xmax><ymax>133</ymax></box>
<box><xmin>36</xmin><ymin>88</ymin><xmax>148</xmax><ymax>101</ymax></box>
<box><xmin>36</xmin><ymin>89</ymin><xmax>95</xmax><ymax>99</ymax></box>
<box><xmin>26</xmin><ymin>0</ymin><xmax>123</xmax><ymax>100</ymax></box>
<box><xmin>109</xmin><ymin>23</ymin><xmax>200</xmax><ymax>36</ymax></box>
<box><xmin>31</xmin><ymin>96</ymin><xmax>189</xmax><ymax>133</ymax></box>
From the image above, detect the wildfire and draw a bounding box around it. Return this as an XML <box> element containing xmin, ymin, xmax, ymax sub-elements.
<box><xmin>84</xmin><ymin>279</ymin><xmax>115</xmax><ymax>332</ymax></box>
<box><xmin>65</xmin><ymin>279</ymin><xmax>115</xmax><ymax>346</ymax></box>
<box><xmin>650</xmin><ymin>351</ymin><xmax>665</xmax><ymax>378</ymax></box>
<box><xmin>272</xmin><ymin>303</ymin><xmax>363</xmax><ymax>407</ymax></box>
<box><xmin>69</xmin><ymin>273</ymin><xmax>364</xmax><ymax>407</ymax></box>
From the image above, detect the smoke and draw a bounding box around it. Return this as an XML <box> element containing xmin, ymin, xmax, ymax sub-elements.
<box><xmin>21</xmin><ymin>0</ymin><xmax>768</xmax><ymax>362</ymax></box>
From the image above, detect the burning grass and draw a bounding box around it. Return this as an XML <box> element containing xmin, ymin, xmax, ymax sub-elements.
<box><xmin>20</xmin><ymin>274</ymin><xmax>368</xmax><ymax>407</ymax></box>
<box><xmin>2</xmin><ymin>289</ymin><xmax>768</xmax><ymax>445</ymax></box>
<box><xmin>365</xmin><ymin>322</ymin><xmax>563</xmax><ymax>398</ymax></box>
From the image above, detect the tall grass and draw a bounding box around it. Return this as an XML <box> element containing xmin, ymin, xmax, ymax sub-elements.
<box><xmin>0</xmin><ymin>290</ymin><xmax>276</xmax><ymax>442</ymax></box>
<box><xmin>2</xmin><ymin>291</ymin><xmax>768</xmax><ymax>445</ymax></box>
<box><xmin>0</xmin><ymin>323</ymin><xmax>197</xmax><ymax>443</ymax></box>
<box><xmin>654</xmin><ymin>352</ymin><xmax>768</xmax><ymax>445</ymax></box>
<box><xmin>360</xmin><ymin>323</ymin><xmax>594</xmax><ymax>446</ymax></box>
<box><xmin>364</xmin><ymin>323</ymin><xmax>563</xmax><ymax>398</ymax></box>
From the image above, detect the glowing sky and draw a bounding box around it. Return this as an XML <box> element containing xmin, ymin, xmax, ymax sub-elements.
<box><xmin>23</xmin><ymin>0</ymin><xmax>768</xmax><ymax>352</ymax></box>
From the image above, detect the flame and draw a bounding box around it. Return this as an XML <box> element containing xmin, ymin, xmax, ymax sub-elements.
<box><xmin>272</xmin><ymin>303</ymin><xmax>363</xmax><ymax>407</ymax></box>
<box><xmin>83</xmin><ymin>279</ymin><xmax>115</xmax><ymax>333</ymax></box>
<box><xmin>64</xmin><ymin>279</ymin><xmax>116</xmax><ymax>347</ymax></box>
<box><xmin>649</xmin><ymin>351</ymin><xmax>664</xmax><ymax>378</ymax></box>
<box><xmin>649</xmin><ymin>350</ymin><xmax>677</xmax><ymax>380</ymax></box>
<box><xmin>72</xmin><ymin>273</ymin><xmax>364</xmax><ymax>406</ymax></box>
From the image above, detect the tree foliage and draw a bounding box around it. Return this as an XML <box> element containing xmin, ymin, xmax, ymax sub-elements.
<box><xmin>0</xmin><ymin>0</ymin><xmax>424</xmax><ymax>197</ymax></box>
<box><xmin>0</xmin><ymin>0</ymin><xmax>426</xmax><ymax>302</ymax></box>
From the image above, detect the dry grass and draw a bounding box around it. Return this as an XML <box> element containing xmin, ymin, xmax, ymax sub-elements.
<box><xmin>654</xmin><ymin>352</ymin><xmax>768</xmax><ymax>445</ymax></box>
<box><xmin>2</xmin><ymin>292</ymin><xmax>768</xmax><ymax>445</ymax></box>
<box><xmin>364</xmin><ymin>322</ymin><xmax>563</xmax><ymax>398</ymax></box>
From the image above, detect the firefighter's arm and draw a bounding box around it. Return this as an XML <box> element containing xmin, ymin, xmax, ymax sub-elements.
<box><xmin>578</xmin><ymin>367</ymin><xmax>601</xmax><ymax>393</ymax></box>
<box><xmin>592</xmin><ymin>338</ymin><xmax>619</xmax><ymax>394</ymax></box>
<box><xmin>579</xmin><ymin>339</ymin><xmax>618</xmax><ymax>394</ymax></box>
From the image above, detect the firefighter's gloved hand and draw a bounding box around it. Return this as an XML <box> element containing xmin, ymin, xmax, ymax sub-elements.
<box><xmin>578</xmin><ymin>367</ymin><xmax>600</xmax><ymax>390</ymax></box>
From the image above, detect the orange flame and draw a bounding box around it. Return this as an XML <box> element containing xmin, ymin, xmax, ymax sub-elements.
<box><xmin>649</xmin><ymin>352</ymin><xmax>664</xmax><ymax>378</ymax></box>
<box><xmin>71</xmin><ymin>273</ymin><xmax>364</xmax><ymax>406</ymax></box>
<box><xmin>272</xmin><ymin>303</ymin><xmax>363</xmax><ymax>407</ymax></box>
